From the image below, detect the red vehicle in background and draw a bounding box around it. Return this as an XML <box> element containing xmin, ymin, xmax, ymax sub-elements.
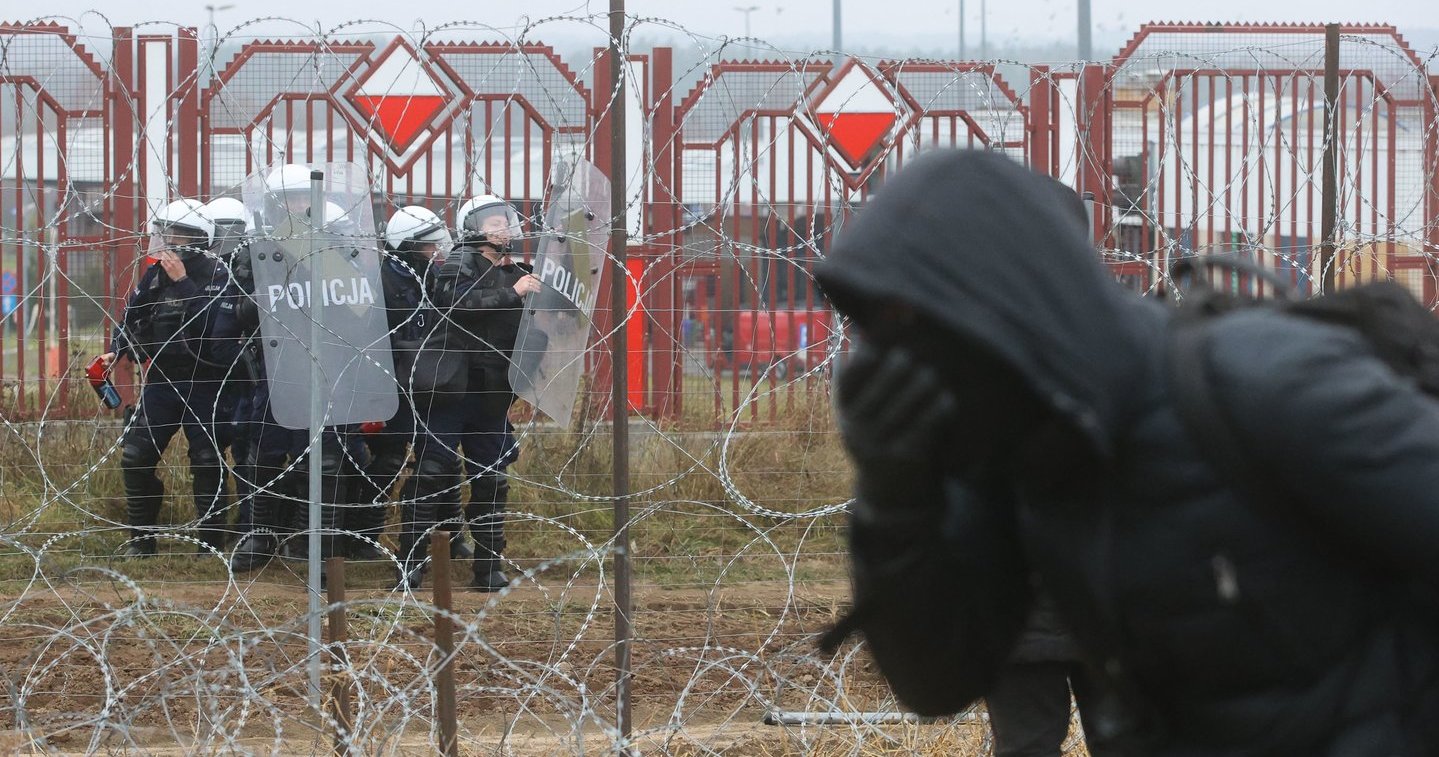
<box><xmin>706</xmin><ymin>309</ymin><xmax>834</xmax><ymax>379</ymax></box>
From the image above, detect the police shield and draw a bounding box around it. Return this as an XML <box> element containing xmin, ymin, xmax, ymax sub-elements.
<box><xmin>242</xmin><ymin>162</ymin><xmax>398</xmax><ymax>429</ymax></box>
<box><xmin>509</xmin><ymin>159</ymin><xmax>611</xmax><ymax>426</ymax></box>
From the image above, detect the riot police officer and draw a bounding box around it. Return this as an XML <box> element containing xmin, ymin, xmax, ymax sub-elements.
<box><xmin>104</xmin><ymin>199</ymin><xmax>240</xmax><ymax>557</ymax></box>
<box><xmin>401</xmin><ymin>194</ymin><xmax>539</xmax><ymax>590</ymax></box>
<box><xmin>228</xmin><ymin>164</ymin><xmax>352</xmax><ymax>571</ymax></box>
<box><xmin>364</xmin><ymin>206</ymin><xmax>470</xmax><ymax>571</ymax></box>
<box><xmin>203</xmin><ymin>196</ymin><xmax>254</xmax><ymax>542</ymax></box>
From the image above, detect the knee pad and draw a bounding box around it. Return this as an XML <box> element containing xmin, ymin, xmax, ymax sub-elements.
<box><xmin>188</xmin><ymin>444</ymin><xmax>222</xmax><ymax>469</ymax></box>
<box><xmin>121</xmin><ymin>441</ymin><xmax>161</xmax><ymax>471</ymax></box>
<box><xmin>320</xmin><ymin>443</ymin><xmax>347</xmax><ymax>478</ymax></box>
<box><xmin>416</xmin><ymin>456</ymin><xmax>461</xmax><ymax>491</ymax></box>
<box><xmin>368</xmin><ymin>448</ymin><xmax>407</xmax><ymax>484</ymax></box>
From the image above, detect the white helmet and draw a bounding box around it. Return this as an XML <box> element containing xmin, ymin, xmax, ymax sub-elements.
<box><xmin>385</xmin><ymin>206</ymin><xmax>453</xmax><ymax>256</ymax></box>
<box><xmin>148</xmin><ymin>198</ymin><xmax>214</xmax><ymax>260</ymax></box>
<box><xmin>456</xmin><ymin>194</ymin><xmax>521</xmax><ymax>247</ymax></box>
<box><xmin>316</xmin><ymin>200</ymin><xmax>368</xmax><ymax>236</ymax></box>
<box><xmin>203</xmin><ymin>196</ymin><xmax>247</xmax><ymax>226</ymax></box>
<box><xmin>203</xmin><ymin>196</ymin><xmax>248</xmax><ymax>258</ymax></box>
<box><xmin>261</xmin><ymin>163</ymin><xmax>316</xmax><ymax>227</ymax></box>
<box><xmin>264</xmin><ymin>163</ymin><xmax>315</xmax><ymax>195</ymax></box>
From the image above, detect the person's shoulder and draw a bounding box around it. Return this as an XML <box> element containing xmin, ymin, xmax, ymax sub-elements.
<box><xmin>1203</xmin><ymin>307</ymin><xmax>1381</xmax><ymax>407</ymax></box>
<box><xmin>1210</xmin><ymin>307</ymin><xmax>1364</xmax><ymax>366</ymax></box>
<box><xmin>433</xmin><ymin>251</ymin><xmax>465</xmax><ymax>276</ymax></box>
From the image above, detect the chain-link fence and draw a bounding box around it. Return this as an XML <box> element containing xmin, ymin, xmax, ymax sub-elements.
<box><xmin>0</xmin><ymin>11</ymin><xmax>1435</xmax><ymax>755</ymax></box>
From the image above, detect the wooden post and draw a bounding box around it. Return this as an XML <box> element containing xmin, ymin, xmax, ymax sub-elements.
<box><xmin>431</xmin><ymin>530</ymin><xmax>458</xmax><ymax>757</ymax></box>
<box><xmin>609</xmin><ymin>0</ymin><xmax>635</xmax><ymax>740</ymax></box>
<box><xmin>326</xmin><ymin>557</ymin><xmax>351</xmax><ymax>756</ymax></box>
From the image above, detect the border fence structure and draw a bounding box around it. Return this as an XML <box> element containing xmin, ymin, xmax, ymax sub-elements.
<box><xmin>2</xmin><ymin>21</ymin><xmax>1437</xmax><ymax>422</ymax></box>
<box><xmin>1</xmin><ymin>15</ymin><xmax>1438</xmax><ymax>755</ymax></box>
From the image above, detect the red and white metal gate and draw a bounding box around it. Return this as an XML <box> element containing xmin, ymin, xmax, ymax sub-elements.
<box><xmin>0</xmin><ymin>20</ymin><xmax>1435</xmax><ymax>421</ymax></box>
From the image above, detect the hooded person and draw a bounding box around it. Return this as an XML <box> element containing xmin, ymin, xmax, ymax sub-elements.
<box><xmin>815</xmin><ymin>149</ymin><xmax>1439</xmax><ymax>755</ymax></box>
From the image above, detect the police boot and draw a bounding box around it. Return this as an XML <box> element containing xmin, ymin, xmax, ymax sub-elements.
<box><xmin>230</xmin><ymin>453</ymin><xmax>285</xmax><ymax>572</ymax></box>
<box><xmin>121</xmin><ymin>441</ymin><xmax>165</xmax><ymax>557</ymax></box>
<box><xmin>396</xmin><ymin>457</ymin><xmax>457</xmax><ymax>590</ymax></box>
<box><xmin>466</xmin><ymin>474</ymin><xmax>509</xmax><ymax>592</ymax></box>
<box><xmin>190</xmin><ymin>445</ymin><xmax>230</xmax><ymax>554</ymax></box>
<box><xmin>437</xmin><ymin>499</ymin><xmax>473</xmax><ymax>560</ymax></box>
<box><xmin>230</xmin><ymin>484</ymin><xmax>282</xmax><ymax>572</ymax></box>
<box><xmin>345</xmin><ymin>456</ymin><xmax>391</xmax><ymax>562</ymax></box>
<box><xmin>229</xmin><ymin>529</ymin><xmax>277</xmax><ymax>572</ymax></box>
<box><xmin>278</xmin><ymin>466</ymin><xmax>311</xmax><ymax>561</ymax></box>
<box><xmin>231</xmin><ymin>431</ymin><xmax>256</xmax><ymax>538</ymax></box>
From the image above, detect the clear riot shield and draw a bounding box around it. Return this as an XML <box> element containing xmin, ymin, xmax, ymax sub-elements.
<box><xmin>241</xmin><ymin>162</ymin><xmax>398</xmax><ymax>429</ymax></box>
<box><xmin>509</xmin><ymin>158</ymin><xmax>611</xmax><ymax>426</ymax></box>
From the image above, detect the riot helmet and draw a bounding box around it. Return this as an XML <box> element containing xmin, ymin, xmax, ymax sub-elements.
<box><xmin>456</xmin><ymin>194</ymin><xmax>522</xmax><ymax>251</ymax></box>
<box><xmin>261</xmin><ymin>163</ymin><xmax>316</xmax><ymax>227</ymax></box>
<box><xmin>384</xmin><ymin>206</ymin><xmax>452</xmax><ymax>259</ymax></box>
<box><xmin>203</xmin><ymin>196</ymin><xmax>248</xmax><ymax>260</ymax></box>
<box><xmin>146</xmin><ymin>199</ymin><xmax>215</xmax><ymax>261</ymax></box>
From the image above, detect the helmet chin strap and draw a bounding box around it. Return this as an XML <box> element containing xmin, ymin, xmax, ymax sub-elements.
<box><xmin>476</xmin><ymin>237</ymin><xmax>512</xmax><ymax>258</ymax></box>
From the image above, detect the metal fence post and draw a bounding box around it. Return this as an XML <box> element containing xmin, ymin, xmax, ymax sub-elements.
<box><xmin>1320</xmin><ymin>23</ymin><xmax>1340</xmax><ymax>295</ymax></box>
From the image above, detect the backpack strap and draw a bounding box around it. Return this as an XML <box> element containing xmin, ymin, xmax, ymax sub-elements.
<box><xmin>1171</xmin><ymin>253</ymin><xmax>1297</xmax><ymax>304</ymax></box>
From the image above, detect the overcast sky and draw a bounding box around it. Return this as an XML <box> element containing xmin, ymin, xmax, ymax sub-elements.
<box><xmin>27</xmin><ymin>0</ymin><xmax>1439</xmax><ymax>57</ymax></box>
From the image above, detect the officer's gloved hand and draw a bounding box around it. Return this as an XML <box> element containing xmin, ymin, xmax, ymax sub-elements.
<box><xmin>835</xmin><ymin>339</ymin><xmax>957</xmax><ymax>520</ymax></box>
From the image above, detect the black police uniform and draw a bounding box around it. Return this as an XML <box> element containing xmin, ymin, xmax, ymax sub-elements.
<box><xmin>402</xmin><ymin>241</ymin><xmax>527</xmax><ymax>589</ymax></box>
<box><xmin>227</xmin><ymin>234</ymin><xmax>351</xmax><ymax>571</ymax></box>
<box><xmin>111</xmin><ymin>252</ymin><xmax>240</xmax><ymax>555</ymax></box>
<box><xmin>350</xmin><ymin>248</ymin><xmax>441</xmax><ymax>563</ymax></box>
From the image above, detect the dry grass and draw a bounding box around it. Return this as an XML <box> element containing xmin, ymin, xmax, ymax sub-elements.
<box><xmin>0</xmin><ymin>386</ymin><xmax>852</xmax><ymax>586</ymax></box>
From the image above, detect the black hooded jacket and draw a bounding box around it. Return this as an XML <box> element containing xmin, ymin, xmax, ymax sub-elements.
<box><xmin>816</xmin><ymin>149</ymin><xmax>1439</xmax><ymax>755</ymax></box>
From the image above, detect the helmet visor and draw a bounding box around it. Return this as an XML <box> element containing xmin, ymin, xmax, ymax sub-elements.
<box><xmin>462</xmin><ymin>204</ymin><xmax>522</xmax><ymax>245</ymax></box>
<box><xmin>147</xmin><ymin>221</ymin><xmax>209</xmax><ymax>261</ymax></box>
<box><xmin>415</xmin><ymin>223</ymin><xmax>454</xmax><ymax>258</ymax></box>
<box><xmin>212</xmin><ymin>220</ymin><xmax>248</xmax><ymax>259</ymax></box>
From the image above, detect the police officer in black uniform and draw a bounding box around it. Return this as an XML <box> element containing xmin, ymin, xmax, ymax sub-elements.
<box><xmin>203</xmin><ymin>196</ymin><xmax>254</xmax><ymax>542</ymax></box>
<box><xmin>399</xmin><ymin>194</ymin><xmax>539</xmax><ymax>590</ymax></box>
<box><xmin>104</xmin><ymin>199</ymin><xmax>240</xmax><ymax>557</ymax></box>
<box><xmin>228</xmin><ymin>164</ymin><xmax>352</xmax><ymax>572</ymax></box>
<box><xmin>354</xmin><ymin>205</ymin><xmax>454</xmax><ymax>567</ymax></box>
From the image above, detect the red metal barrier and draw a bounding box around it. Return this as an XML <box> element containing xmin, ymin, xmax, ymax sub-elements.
<box><xmin>2</xmin><ymin>21</ymin><xmax>1436</xmax><ymax>421</ymax></box>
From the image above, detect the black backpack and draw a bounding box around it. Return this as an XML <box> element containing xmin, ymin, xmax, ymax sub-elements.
<box><xmin>1166</xmin><ymin>254</ymin><xmax>1439</xmax><ymax>512</ymax></box>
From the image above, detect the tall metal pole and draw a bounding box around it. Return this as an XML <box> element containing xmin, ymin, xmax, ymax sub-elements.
<box><xmin>608</xmin><ymin>0</ymin><xmax>633</xmax><ymax>742</ymax></box>
<box><xmin>203</xmin><ymin>4</ymin><xmax>234</xmax><ymax>81</ymax></box>
<box><xmin>307</xmin><ymin>170</ymin><xmax>325</xmax><ymax>710</ymax></box>
<box><xmin>980</xmin><ymin>0</ymin><xmax>987</xmax><ymax>58</ymax></box>
<box><xmin>959</xmin><ymin>0</ymin><xmax>966</xmax><ymax>59</ymax></box>
<box><xmin>1320</xmin><ymin>23</ymin><xmax>1340</xmax><ymax>294</ymax></box>
<box><xmin>832</xmin><ymin>0</ymin><xmax>841</xmax><ymax>51</ymax></box>
<box><xmin>1077</xmin><ymin>0</ymin><xmax>1091</xmax><ymax>60</ymax></box>
<box><xmin>734</xmin><ymin>6</ymin><xmax>759</xmax><ymax>38</ymax></box>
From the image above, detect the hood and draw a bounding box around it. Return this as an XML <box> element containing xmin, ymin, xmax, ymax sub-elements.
<box><xmin>816</xmin><ymin>149</ymin><xmax>1161</xmax><ymax>460</ymax></box>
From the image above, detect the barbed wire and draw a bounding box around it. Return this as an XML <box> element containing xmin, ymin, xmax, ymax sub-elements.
<box><xmin>0</xmin><ymin>11</ymin><xmax>1436</xmax><ymax>755</ymax></box>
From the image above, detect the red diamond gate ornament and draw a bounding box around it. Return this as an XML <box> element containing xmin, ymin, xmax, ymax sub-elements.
<box><xmin>339</xmin><ymin>38</ymin><xmax>459</xmax><ymax>173</ymax></box>
<box><xmin>803</xmin><ymin>59</ymin><xmax>909</xmax><ymax>186</ymax></box>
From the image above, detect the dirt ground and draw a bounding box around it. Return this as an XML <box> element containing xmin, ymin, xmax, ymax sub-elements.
<box><xmin>0</xmin><ymin>567</ymin><xmax>987</xmax><ymax>754</ymax></box>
